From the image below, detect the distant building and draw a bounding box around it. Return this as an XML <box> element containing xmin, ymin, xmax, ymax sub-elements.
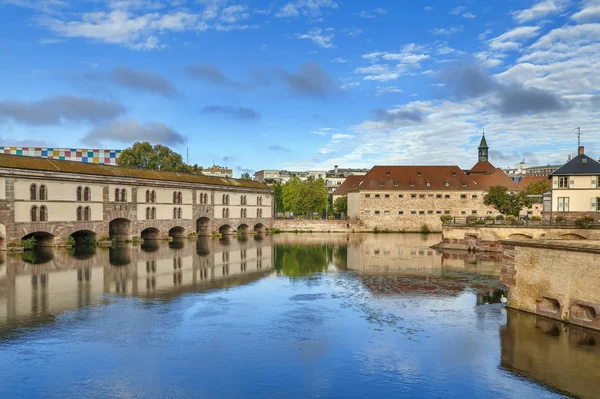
<box><xmin>503</xmin><ymin>160</ymin><xmax>563</xmax><ymax>182</ymax></box>
<box><xmin>346</xmin><ymin>133</ymin><xmax>524</xmax><ymax>231</ymax></box>
<box><xmin>254</xmin><ymin>165</ymin><xmax>368</xmax><ymax>194</ymax></box>
<box><xmin>203</xmin><ymin>165</ymin><xmax>232</xmax><ymax>178</ymax></box>
<box><xmin>0</xmin><ymin>146</ymin><xmax>121</xmax><ymax>165</ymax></box>
<box><xmin>549</xmin><ymin>146</ymin><xmax>600</xmax><ymax>219</ymax></box>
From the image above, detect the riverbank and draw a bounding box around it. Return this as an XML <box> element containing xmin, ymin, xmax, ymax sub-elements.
<box><xmin>272</xmin><ymin>219</ymin><xmax>440</xmax><ymax>234</ymax></box>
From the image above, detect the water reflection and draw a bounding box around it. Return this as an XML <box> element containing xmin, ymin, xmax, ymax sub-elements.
<box><xmin>0</xmin><ymin>233</ymin><xmax>598</xmax><ymax>399</ymax></box>
<box><xmin>501</xmin><ymin>309</ymin><xmax>600</xmax><ymax>398</ymax></box>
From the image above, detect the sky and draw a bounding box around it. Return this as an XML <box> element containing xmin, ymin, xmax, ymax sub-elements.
<box><xmin>0</xmin><ymin>0</ymin><xmax>599</xmax><ymax>177</ymax></box>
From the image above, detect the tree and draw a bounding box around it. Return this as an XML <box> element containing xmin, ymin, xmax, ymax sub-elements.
<box><xmin>483</xmin><ymin>186</ymin><xmax>531</xmax><ymax>216</ymax></box>
<box><xmin>240</xmin><ymin>172</ymin><xmax>252</xmax><ymax>180</ymax></box>
<box><xmin>117</xmin><ymin>142</ymin><xmax>202</xmax><ymax>174</ymax></box>
<box><xmin>333</xmin><ymin>196</ymin><xmax>347</xmax><ymax>216</ymax></box>
<box><xmin>272</xmin><ymin>181</ymin><xmax>284</xmax><ymax>214</ymax></box>
<box><xmin>525</xmin><ymin>179</ymin><xmax>551</xmax><ymax>196</ymax></box>
<box><xmin>281</xmin><ymin>177</ymin><xmax>328</xmax><ymax>216</ymax></box>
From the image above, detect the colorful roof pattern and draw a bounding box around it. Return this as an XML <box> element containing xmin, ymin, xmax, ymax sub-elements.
<box><xmin>0</xmin><ymin>154</ymin><xmax>269</xmax><ymax>190</ymax></box>
<box><xmin>0</xmin><ymin>146</ymin><xmax>121</xmax><ymax>165</ymax></box>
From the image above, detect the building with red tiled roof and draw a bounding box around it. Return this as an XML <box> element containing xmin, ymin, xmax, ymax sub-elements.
<box><xmin>517</xmin><ymin>176</ymin><xmax>550</xmax><ymax>190</ymax></box>
<box><xmin>346</xmin><ymin>133</ymin><xmax>527</xmax><ymax>231</ymax></box>
<box><xmin>332</xmin><ymin>175</ymin><xmax>364</xmax><ymax>200</ymax></box>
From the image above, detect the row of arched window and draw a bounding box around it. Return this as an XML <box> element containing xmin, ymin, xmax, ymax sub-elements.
<box><xmin>114</xmin><ymin>188</ymin><xmax>127</xmax><ymax>202</ymax></box>
<box><xmin>240</xmin><ymin>208</ymin><xmax>247</xmax><ymax>218</ymax></box>
<box><xmin>173</xmin><ymin>207</ymin><xmax>183</xmax><ymax>219</ymax></box>
<box><xmin>146</xmin><ymin>207</ymin><xmax>157</xmax><ymax>220</ymax></box>
<box><xmin>222</xmin><ymin>194</ymin><xmax>230</xmax><ymax>205</ymax></box>
<box><xmin>76</xmin><ymin>186</ymin><xmax>92</xmax><ymax>202</ymax></box>
<box><xmin>240</xmin><ymin>195</ymin><xmax>248</xmax><ymax>205</ymax></box>
<box><xmin>257</xmin><ymin>196</ymin><xmax>263</xmax><ymax>206</ymax></box>
<box><xmin>76</xmin><ymin>206</ymin><xmax>91</xmax><ymax>221</ymax></box>
<box><xmin>30</xmin><ymin>205</ymin><xmax>48</xmax><ymax>222</ymax></box>
<box><xmin>173</xmin><ymin>191</ymin><xmax>183</xmax><ymax>204</ymax></box>
<box><xmin>222</xmin><ymin>208</ymin><xmax>230</xmax><ymax>218</ymax></box>
<box><xmin>199</xmin><ymin>193</ymin><xmax>209</xmax><ymax>204</ymax></box>
<box><xmin>30</xmin><ymin>184</ymin><xmax>47</xmax><ymax>201</ymax></box>
<box><xmin>146</xmin><ymin>190</ymin><xmax>156</xmax><ymax>203</ymax></box>
<box><xmin>257</xmin><ymin>208</ymin><xmax>263</xmax><ymax>218</ymax></box>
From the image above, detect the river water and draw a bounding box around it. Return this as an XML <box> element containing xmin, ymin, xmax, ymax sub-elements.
<box><xmin>1</xmin><ymin>233</ymin><xmax>599</xmax><ymax>398</ymax></box>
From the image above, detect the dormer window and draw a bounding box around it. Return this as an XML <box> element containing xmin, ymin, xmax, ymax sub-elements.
<box><xmin>379</xmin><ymin>182</ymin><xmax>384</xmax><ymax>187</ymax></box>
<box><xmin>386</xmin><ymin>171</ymin><xmax>391</xmax><ymax>176</ymax></box>
<box><xmin>426</xmin><ymin>182</ymin><xmax>431</xmax><ymax>187</ymax></box>
<box><xmin>445</xmin><ymin>181</ymin><xmax>449</xmax><ymax>187</ymax></box>
<box><xmin>452</xmin><ymin>172</ymin><xmax>457</xmax><ymax>176</ymax></box>
<box><xmin>410</xmin><ymin>181</ymin><xmax>415</xmax><ymax>187</ymax></box>
<box><xmin>462</xmin><ymin>182</ymin><xmax>467</xmax><ymax>187</ymax></box>
<box><xmin>417</xmin><ymin>171</ymin><xmax>422</xmax><ymax>177</ymax></box>
<box><xmin>583</xmin><ymin>158</ymin><xmax>588</xmax><ymax>163</ymax></box>
<box><xmin>394</xmin><ymin>182</ymin><xmax>399</xmax><ymax>187</ymax></box>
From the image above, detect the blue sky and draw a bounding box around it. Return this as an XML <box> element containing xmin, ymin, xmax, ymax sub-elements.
<box><xmin>1</xmin><ymin>0</ymin><xmax>599</xmax><ymax>176</ymax></box>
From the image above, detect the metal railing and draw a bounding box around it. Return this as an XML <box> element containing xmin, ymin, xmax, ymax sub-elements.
<box><xmin>442</xmin><ymin>216</ymin><xmax>600</xmax><ymax>228</ymax></box>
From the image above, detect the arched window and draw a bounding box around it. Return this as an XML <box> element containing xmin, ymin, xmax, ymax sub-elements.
<box><xmin>39</xmin><ymin>205</ymin><xmax>47</xmax><ymax>222</ymax></box>
<box><xmin>39</xmin><ymin>185</ymin><xmax>47</xmax><ymax>201</ymax></box>
<box><xmin>146</xmin><ymin>190</ymin><xmax>150</xmax><ymax>203</ymax></box>
<box><xmin>173</xmin><ymin>192</ymin><xmax>177</xmax><ymax>204</ymax></box>
<box><xmin>222</xmin><ymin>208</ymin><xmax>226</xmax><ymax>218</ymax></box>
<box><xmin>178</xmin><ymin>192</ymin><xmax>182</xmax><ymax>204</ymax></box>
<box><xmin>31</xmin><ymin>205</ymin><xmax>38</xmax><ymax>222</ymax></box>
<box><xmin>173</xmin><ymin>207</ymin><xmax>178</xmax><ymax>219</ymax></box>
<box><xmin>77</xmin><ymin>206</ymin><xmax>83</xmax><ymax>221</ymax></box>
<box><xmin>114</xmin><ymin>188</ymin><xmax>120</xmax><ymax>202</ymax></box>
<box><xmin>120</xmin><ymin>189</ymin><xmax>126</xmax><ymax>202</ymax></box>
<box><xmin>151</xmin><ymin>190</ymin><xmax>156</xmax><ymax>203</ymax></box>
<box><xmin>77</xmin><ymin>186</ymin><xmax>82</xmax><ymax>201</ymax></box>
<box><xmin>84</xmin><ymin>206</ymin><xmax>90</xmax><ymax>221</ymax></box>
<box><xmin>178</xmin><ymin>207</ymin><xmax>182</xmax><ymax>219</ymax></box>
<box><xmin>84</xmin><ymin>187</ymin><xmax>90</xmax><ymax>202</ymax></box>
<box><xmin>241</xmin><ymin>208</ymin><xmax>244</xmax><ymax>218</ymax></box>
<box><xmin>226</xmin><ymin>208</ymin><xmax>230</xmax><ymax>218</ymax></box>
<box><xmin>146</xmin><ymin>207</ymin><xmax>150</xmax><ymax>220</ymax></box>
<box><xmin>30</xmin><ymin>184</ymin><xmax>37</xmax><ymax>200</ymax></box>
<box><xmin>151</xmin><ymin>207</ymin><xmax>156</xmax><ymax>220</ymax></box>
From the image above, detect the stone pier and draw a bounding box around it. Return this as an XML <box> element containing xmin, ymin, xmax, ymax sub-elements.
<box><xmin>501</xmin><ymin>239</ymin><xmax>600</xmax><ymax>331</ymax></box>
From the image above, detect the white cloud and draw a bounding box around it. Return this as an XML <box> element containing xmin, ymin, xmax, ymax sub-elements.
<box><xmin>357</xmin><ymin>8</ymin><xmax>387</xmax><ymax>18</ymax></box>
<box><xmin>331</xmin><ymin>57</ymin><xmax>349</xmax><ymax>63</ymax></box>
<box><xmin>572</xmin><ymin>1</ymin><xmax>600</xmax><ymax>23</ymax></box>
<box><xmin>512</xmin><ymin>0</ymin><xmax>569</xmax><ymax>24</ymax></box>
<box><xmin>298</xmin><ymin>27</ymin><xmax>335</xmax><ymax>48</ymax></box>
<box><xmin>449</xmin><ymin>6</ymin><xmax>466</xmax><ymax>15</ymax></box>
<box><xmin>462</xmin><ymin>12</ymin><xmax>476</xmax><ymax>19</ymax></box>
<box><xmin>488</xmin><ymin>26</ymin><xmax>540</xmax><ymax>52</ymax></box>
<box><xmin>275</xmin><ymin>0</ymin><xmax>338</xmax><ymax>18</ymax></box>
<box><xmin>430</xmin><ymin>25</ymin><xmax>464</xmax><ymax>35</ymax></box>
<box><xmin>341</xmin><ymin>82</ymin><xmax>360</xmax><ymax>90</ymax></box>
<box><xmin>376</xmin><ymin>86</ymin><xmax>403</xmax><ymax>96</ymax></box>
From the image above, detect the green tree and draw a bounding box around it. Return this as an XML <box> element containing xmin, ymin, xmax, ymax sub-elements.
<box><xmin>117</xmin><ymin>142</ymin><xmax>202</xmax><ymax>173</ymax></box>
<box><xmin>524</xmin><ymin>179</ymin><xmax>551</xmax><ymax>196</ymax></box>
<box><xmin>272</xmin><ymin>181</ymin><xmax>284</xmax><ymax>214</ymax></box>
<box><xmin>281</xmin><ymin>177</ymin><xmax>328</xmax><ymax>216</ymax></box>
<box><xmin>240</xmin><ymin>172</ymin><xmax>252</xmax><ymax>180</ymax></box>
<box><xmin>483</xmin><ymin>186</ymin><xmax>531</xmax><ymax>216</ymax></box>
<box><xmin>333</xmin><ymin>196</ymin><xmax>348</xmax><ymax>216</ymax></box>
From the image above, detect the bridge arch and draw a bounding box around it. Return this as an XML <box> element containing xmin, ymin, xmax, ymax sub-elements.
<box><xmin>196</xmin><ymin>217</ymin><xmax>211</xmax><ymax>236</ymax></box>
<box><xmin>22</xmin><ymin>231</ymin><xmax>55</xmax><ymax>247</ymax></box>
<box><xmin>141</xmin><ymin>227</ymin><xmax>160</xmax><ymax>241</ymax></box>
<box><xmin>237</xmin><ymin>224</ymin><xmax>250</xmax><ymax>234</ymax></box>
<box><xmin>254</xmin><ymin>223</ymin><xmax>266</xmax><ymax>234</ymax></box>
<box><xmin>219</xmin><ymin>224</ymin><xmax>233</xmax><ymax>235</ymax></box>
<box><xmin>559</xmin><ymin>233</ymin><xmax>587</xmax><ymax>240</ymax></box>
<box><xmin>109</xmin><ymin>218</ymin><xmax>131</xmax><ymax>241</ymax></box>
<box><xmin>70</xmin><ymin>230</ymin><xmax>97</xmax><ymax>246</ymax></box>
<box><xmin>505</xmin><ymin>233</ymin><xmax>533</xmax><ymax>240</ymax></box>
<box><xmin>169</xmin><ymin>226</ymin><xmax>185</xmax><ymax>238</ymax></box>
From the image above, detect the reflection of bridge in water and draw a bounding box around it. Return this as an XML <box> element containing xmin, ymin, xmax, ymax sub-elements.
<box><xmin>0</xmin><ymin>236</ymin><xmax>272</xmax><ymax>333</ymax></box>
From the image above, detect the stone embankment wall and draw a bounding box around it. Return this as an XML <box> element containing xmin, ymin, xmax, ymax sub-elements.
<box><xmin>501</xmin><ymin>239</ymin><xmax>600</xmax><ymax>332</ymax></box>
<box><xmin>440</xmin><ymin>225</ymin><xmax>600</xmax><ymax>252</ymax></box>
<box><xmin>273</xmin><ymin>219</ymin><xmax>369</xmax><ymax>233</ymax></box>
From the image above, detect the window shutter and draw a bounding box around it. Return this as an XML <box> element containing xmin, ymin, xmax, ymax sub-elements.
<box><xmin>569</xmin><ymin>177</ymin><xmax>575</xmax><ymax>188</ymax></box>
<box><xmin>592</xmin><ymin>197</ymin><xmax>597</xmax><ymax>212</ymax></box>
<box><xmin>558</xmin><ymin>199</ymin><xmax>564</xmax><ymax>212</ymax></box>
<box><xmin>552</xmin><ymin>177</ymin><xmax>558</xmax><ymax>189</ymax></box>
<box><xmin>593</xmin><ymin>176</ymin><xmax>598</xmax><ymax>189</ymax></box>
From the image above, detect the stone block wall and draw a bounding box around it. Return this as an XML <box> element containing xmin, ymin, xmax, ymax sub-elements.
<box><xmin>273</xmin><ymin>219</ymin><xmax>365</xmax><ymax>233</ymax></box>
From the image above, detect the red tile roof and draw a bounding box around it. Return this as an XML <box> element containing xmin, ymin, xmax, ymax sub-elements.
<box><xmin>518</xmin><ymin>175</ymin><xmax>551</xmax><ymax>189</ymax></box>
<box><xmin>332</xmin><ymin>175</ymin><xmax>364</xmax><ymax>195</ymax></box>
<box><xmin>470</xmin><ymin>161</ymin><xmax>496</xmax><ymax>173</ymax></box>
<box><xmin>468</xmin><ymin>168</ymin><xmax>521</xmax><ymax>191</ymax></box>
<box><xmin>354</xmin><ymin>166</ymin><xmax>478</xmax><ymax>191</ymax></box>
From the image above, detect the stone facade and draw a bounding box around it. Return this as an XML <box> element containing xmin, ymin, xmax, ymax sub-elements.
<box><xmin>500</xmin><ymin>239</ymin><xmax>600</xmax><ymax>331</ymax></box>
<box><xmin>0</xmin><ymin>163</ymin><xmax>273</xmax><ymax>248</ymax></box>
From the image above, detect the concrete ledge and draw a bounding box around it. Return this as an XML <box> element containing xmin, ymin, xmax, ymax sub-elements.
<box><xmin>500</xmin><ymin>239</ymin><xmax>600</xmax><ymax>254</ymax></box>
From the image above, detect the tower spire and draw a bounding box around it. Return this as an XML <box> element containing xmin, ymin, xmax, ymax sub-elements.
<box><xmin>478</xmin><ymin>130</ymin><xmax>489</xmax><ymax>162</ymax></box>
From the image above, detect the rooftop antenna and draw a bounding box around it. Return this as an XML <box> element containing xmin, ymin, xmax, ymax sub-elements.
<box><xmin>186</xmin><ymin>147</ymin><xmax>189</xmax><ymax>164</ymax></box>
<box><xmin>574</xmin><ymin>127</ymin><xmax>581</xmax><ymax>147</ymax></box>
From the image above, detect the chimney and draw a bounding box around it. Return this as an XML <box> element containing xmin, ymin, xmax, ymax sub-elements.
<box><xmin>334</xmin><ymin>165</ymin><xmax>338</xmax><ymax>173</ymax></box>
<box><xmin>578</xmin><ymin>146</ymin><xmax>585</xmax><ymax>155</ymax></box>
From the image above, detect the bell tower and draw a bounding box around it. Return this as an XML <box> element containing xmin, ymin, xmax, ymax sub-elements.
<box><xmin>478</xmin><ymin>131</ymin><xmax>489</xmax><ymax>162</ymax></box>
